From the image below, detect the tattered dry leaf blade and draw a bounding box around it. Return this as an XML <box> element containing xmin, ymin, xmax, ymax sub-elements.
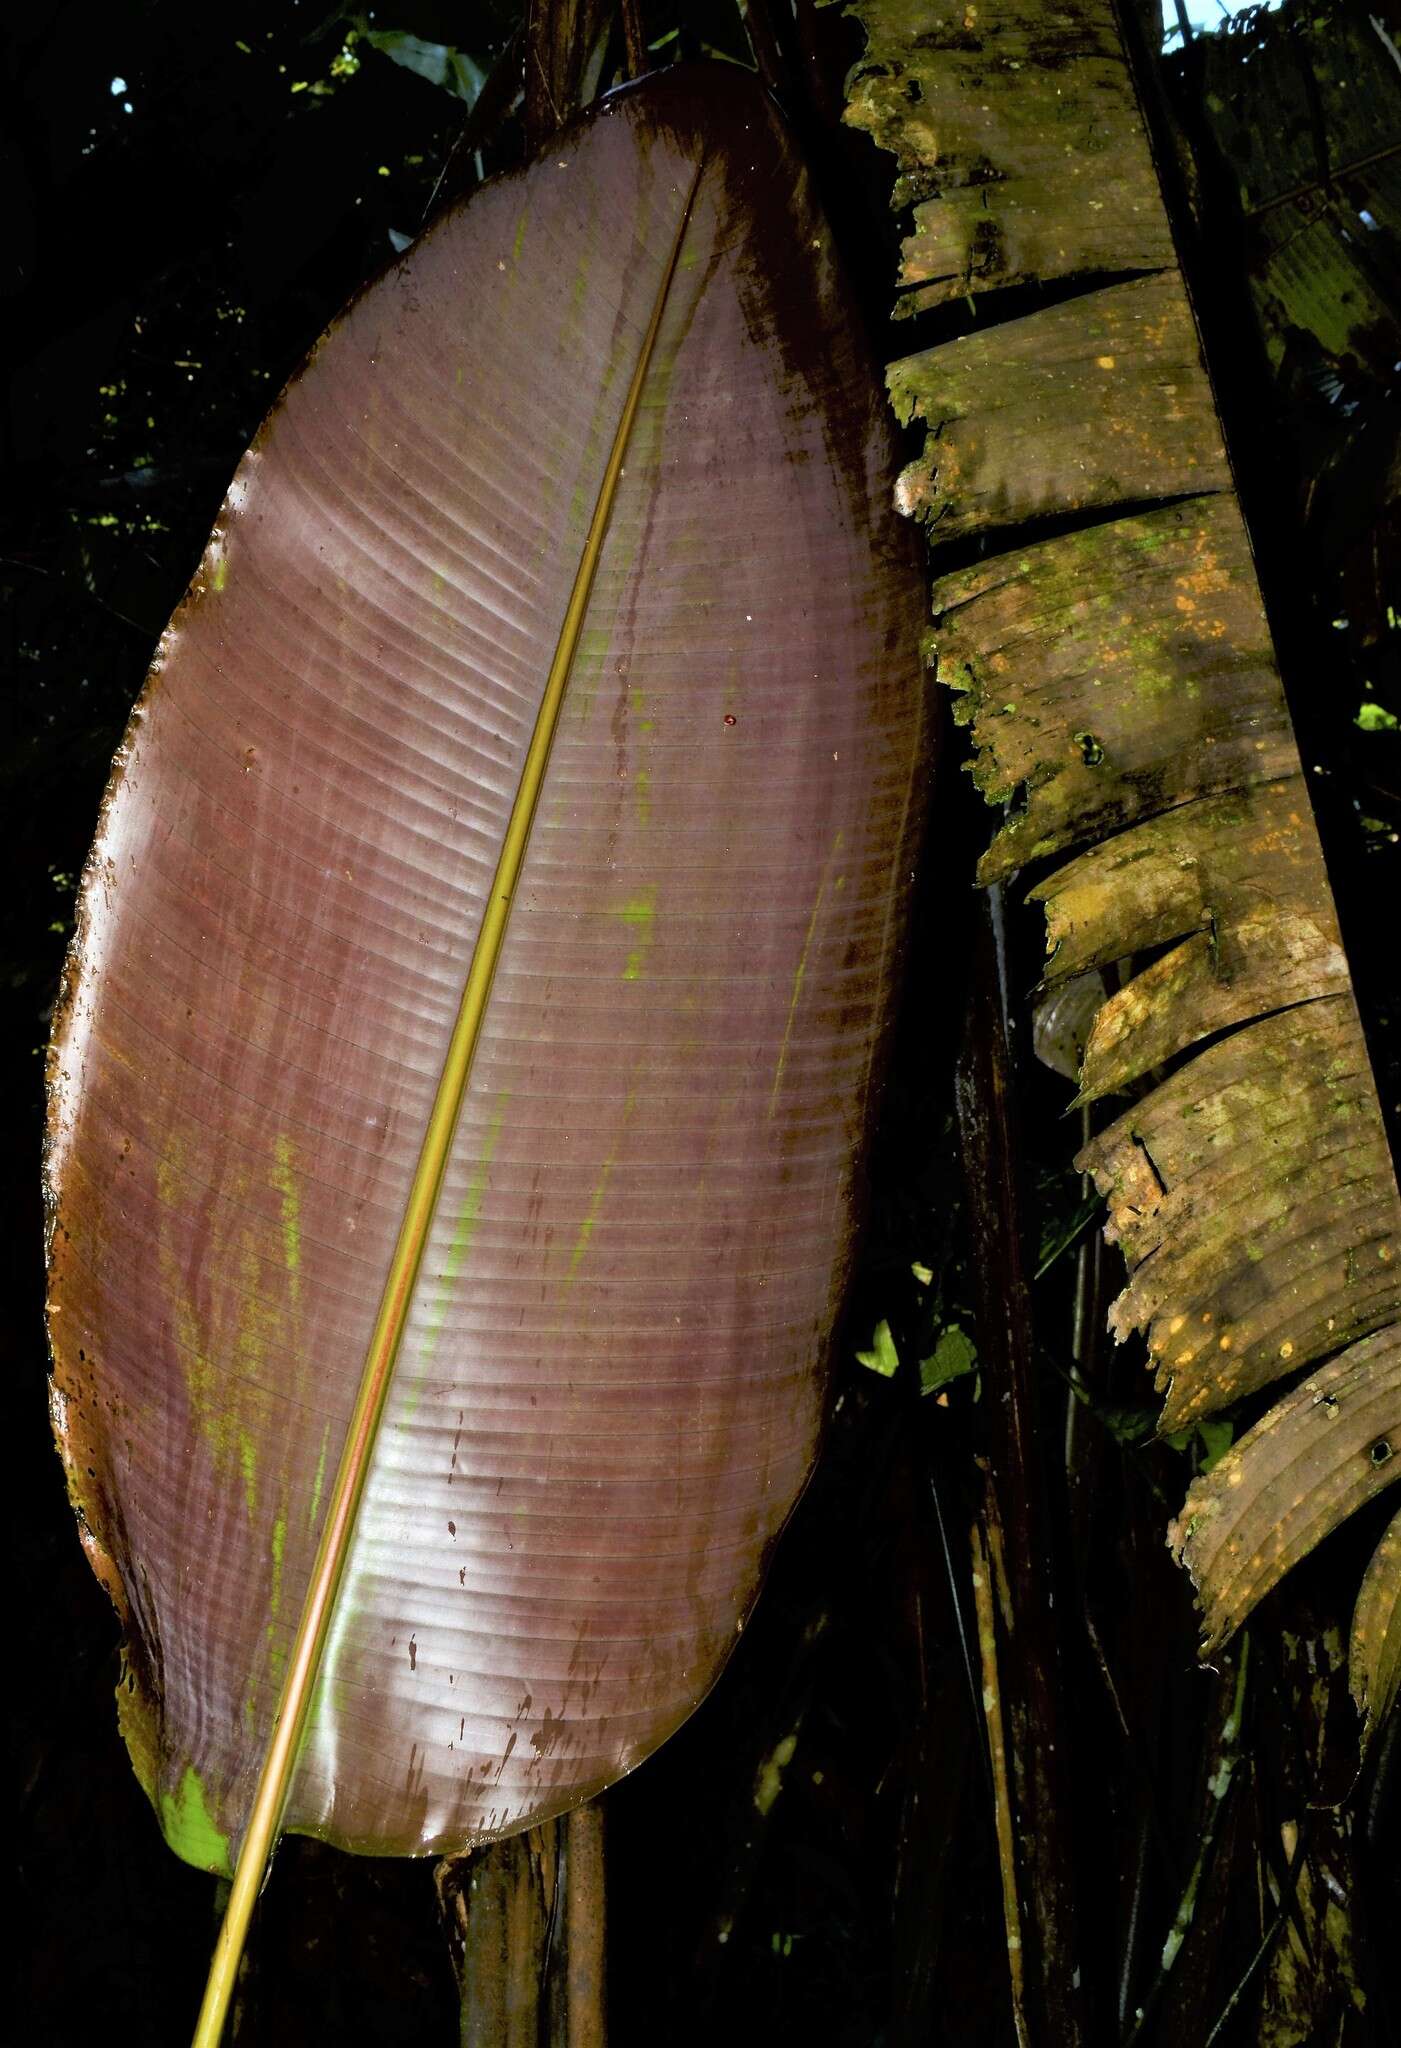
<box><xmin>927</xmin><ymin>500</ymin><xmax>1298</xmax><ymax>886</ymax></box>
<box><xmin>1350</xmin><ymin>1505</ymin><xmax>1401</xmax><ymax>1742</ymax></box>
<box><xmin>844</xmin><ymin>0</ymin><xmax>1173</xmax><ymax>312</ymax></box>
<box><xmin>1078</xmin><ymin>1001</ymin><xmax>1400</xmax><ymax>1430</ymax></box>
<box><xmin>846</xmin><ymin>0</ymin><xmax>1401</xmax><ymax>1709</ymax></box>
<box><xmin>886</xmin><ymin>274</ymin><xmax>1229</xmax><ymax>541</ymax></box>
<box><xmin>1032</xmin><ymin>782</ymin><xmax>1348</xmax><ymax>1102</ymax></box>
<box><xmin>45</xmin><ymin>66</ymin><xmax>929</xmax><ymax>1874</ymax></box>
<box><xmin>1169</xmin><ymin>1328</ymin><xmax>1401</xmax><ymax>1653</ymax></box>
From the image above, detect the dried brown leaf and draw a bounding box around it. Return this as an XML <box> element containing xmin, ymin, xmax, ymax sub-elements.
<box><xmin>1170</xmin><ymin>1330</ymin><xmax>1401</xmax><ymax>1652</ymax></box>
<box><xmin>888</xmin><ymin>275</ymin><xmax>1229</xmax><ymax>540</ymax></box>
<box><xmin>845</xmin><ymin>0</ymin><xmax>1171</xmax><ymax>306</ymax></box>
<box><xmin>1078</xmin><ymin>1002</ymin><xmax>1400</xmax><ymax>1428</ymax></box>
<box><xmin>1033</xmin><ymin>781</ymin><xmax>1347</xmax><ymax>1100</ymax></box>
<box><xmin>850</xmin><ymin>0</ymin><xmax>1401</xmax><ymax>1713</ymax></box>
<box><xmin>929</xmin><ymin>500</ymin><xmax>1297</xmax><ymax>883</ymax></box>
<box><xmin>1350</xmin><ymin>1505</ymin><xmax>1401</xmax><ymax>1742</ymax></box>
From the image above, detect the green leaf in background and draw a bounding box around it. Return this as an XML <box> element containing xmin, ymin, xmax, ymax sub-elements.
<box><xmin>856</xmin><ymin>1319</ymin><xmax>901</xmax><ymax>1380</ymax></box>
<box><xmin>357</xmin><ymin>24</ymin><xmax>487</xmax><ymax>104</ymax></box>
<box><xmin>919</xmin><ymin>1324</ymin><xmax>977</xmax><ymax>1397</ymax></box>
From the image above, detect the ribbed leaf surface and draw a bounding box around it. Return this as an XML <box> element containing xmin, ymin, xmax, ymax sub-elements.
<box><xmin>46</xmin><ymin>67</ymin><xmax>928</xmax><ymax>1872</ymax></box>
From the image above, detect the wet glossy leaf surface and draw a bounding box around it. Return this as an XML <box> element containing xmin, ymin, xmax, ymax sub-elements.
<box><xmin>45</xmin><ymin>65</ymin><xmax>928</xmax><ymax>1868</ymax></box>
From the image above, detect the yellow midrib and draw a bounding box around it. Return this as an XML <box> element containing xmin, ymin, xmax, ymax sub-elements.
<box><xmin>191</xmin><ymin>157</ymin><xmax>705</xmax><ymax>2048</ymax></box>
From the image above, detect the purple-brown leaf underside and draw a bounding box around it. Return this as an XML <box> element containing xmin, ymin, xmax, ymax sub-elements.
<box><xmin>45</xmin><ymin>67</ymin><xmax>929</xmax><ymax>1871</ymax></box>
<box><xmin>847</xmin><ymin>0</ymin><xmax>1401</xmax><ymax>1717</ymax></box>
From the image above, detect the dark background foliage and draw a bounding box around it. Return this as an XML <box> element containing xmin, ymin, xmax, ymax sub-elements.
<box><xmin>7</xmin><ymin>3</ymin><xmax>1397</xmax><ymax>2043</ymax></box>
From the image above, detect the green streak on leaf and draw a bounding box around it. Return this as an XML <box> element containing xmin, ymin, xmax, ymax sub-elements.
<box><xmin>238</xmin><ymin>1428</ymin><xmax>258</xmax><ymax>1518</ymax></box>
<box><xmin>428</xmin><ymin>1098</ymin><xmax>509</xmax><ymax>1331</ymax></box>
<box><xmin>264</xmin><ymin>1510</ymin><xmax>290</xmax><ymax>1694</ymax></box>
<box><xmin>567</xmin><ymin>621</ymin><xmax>612</xmax><ymax>725</ymax></box>
<box><xmin>307</xmin><ymin>1420</ymin><xmax>331</xmax><ymax>1536</ymax></box>
<box><xmin>159</xmin><ymin>1765</ymin><xmax>232</xmax><ymax>1877</ymax></box>
<box><xmin>271</xmin><ymin>1134</ymin><xmax>302</xmax><ymax>1295</ymax></box>
<box><xmin>770</xmin><ymin>831</ymin><xmax>843</xmax><ymax>1115</ymax></box>
<box><xmin>569</xmin><ymin>1171</ymin><xmax>612</xmax><ymax>1277</ymax></box>
<box><xmin>613</xmin><ymin>889</ymin><xmax>656</xmax><ymax>983</ymax></box>
<box><xmin>403</xmin><ymin>1094</ymin><xmax>512</xmax><ymax>1420</ymax></box>
<box><xmin>157</xmin><ymin>1133</ymin><xmax>266</xmax><ymax>1514</ymax></box>
<box><xmin>568</xmin><ymin>1091</ymin><xmax>637</xmax><ymax>1280</ymax></box>
<box><xmin>270</xmin><ymin>1514</ymin><xmax>286</xmax><ymax>1612</ymax></box>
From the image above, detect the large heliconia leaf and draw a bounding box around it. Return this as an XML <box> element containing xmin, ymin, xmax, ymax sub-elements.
<box><xmin>845</xmin><ymin>0</ymin><xmax>1401</xmax><ymax>1720</ymax></box>
<box><xmin>45</xmin><ymin>63</ymin><xmax>928</xmax><ymax>1883</ymax></box>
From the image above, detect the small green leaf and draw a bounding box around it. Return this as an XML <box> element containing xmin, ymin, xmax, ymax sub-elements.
<box><xmin>1355</xmin><ymin>701</ymin><xmax>1398</xmax><ymax>732</ymax></box>
<box><xmin>1196</xmin><ymin>1418</ymin><xmax>1235</xmax><ymax>1471</ymax></box>
<box><xmin>1036</xmin><ymin>1192</ymin><xmax>1101</xmax><ymax>1278</ymax></box>
<box><xmin>856</xmin><ymin>1318</ymin><xmax>900</xmax><ymax>1378</ymax></box>
<box><xmin>919</xmin><ymin>1323</ymin><xmax>977</xmax><ymax>1395</ymax></box>
<box><xmin>1164</xmin><ymin>1418</ymin><xmax>1236</xmax><ymax>1469</ymax></box>
<box><xmin>1101</xmin><ymin>1404</ymin><xmax>1160</xmax><ymax>1446</ymax></box>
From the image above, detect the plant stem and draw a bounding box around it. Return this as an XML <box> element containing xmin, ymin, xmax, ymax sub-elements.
<box><xmin>955</xmin><ymin>885</ymin><xmax>1089</xmax><ymax>2043</ymax></box>
<box><xmin>971</xmin><ymin>1511</ymin><xmax>1031</xmax><ymax>2048</ymax></box>
<box><xmin>435</xmin><ymin>1804</ymin><xmax>607</xmax><ymax>2047</ymax></box>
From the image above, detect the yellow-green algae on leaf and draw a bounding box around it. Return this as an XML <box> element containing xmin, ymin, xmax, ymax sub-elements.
<box><xmin>306</xmin><ymin>1418</ymin><xmax>331</xmax><ymax>1536</ymax></box>
<box><xmin>411</xmin><ymin>1094</ymin><xmax>510</xmax><ymax>1373</ymax></box>
<box><xmin>271</xmin><ymin>1133</ymin><xmax>303</xmax><ymax>1299</ymax></box>
<box><xmin>614</xmin><ymin>889</ymin><xmax>656</xmax><ymax>982</ymax></box>
<box><xmin>159</xmin><ymin>1765</ymin><xmax>233</xmax><ymax>1878</ymax></box>
<box><xmin>567</xmin><ymin>1089</ymin><xmax>639</xmax><ymax>1282</ymax></box>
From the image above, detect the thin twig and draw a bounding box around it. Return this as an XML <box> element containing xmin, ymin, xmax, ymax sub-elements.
<box><xmin>1201</xmin><ymin>1820</ymin><xmax>1311</xmax><ymax>2048</ymax></box>
<box><xmin>420</xmin><ymin>26</ymin><xmax>525</xmax><ymax>225</ymax></box>
<box><xmin>971</xmin><ymin>1513</ymin><xmax>1031</xmax><ymax>2048</ymax></box>
<box><xmin>1122</xmin><ymin>1639</ymin><xmax>1250</xmax><ymax>2046</ymax></box>
<box><xmin>738</xmin><ymin>0</ymin><xmax>791</xmax><ymax>100</ymax></box>
<box><xmin>619</xmin><ymin>0</ymin><xmax>648</xmax><ymax>78</ymax></box>
<box><xmin>956</xmin><ymin>886</ymin><xmax>1087</xmax><ymax>2041</ymax></box>
<box><xmin>930</xmin><ymin>1471</ymin><xmax>992</xmax><ymax>1805</ymax></box>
